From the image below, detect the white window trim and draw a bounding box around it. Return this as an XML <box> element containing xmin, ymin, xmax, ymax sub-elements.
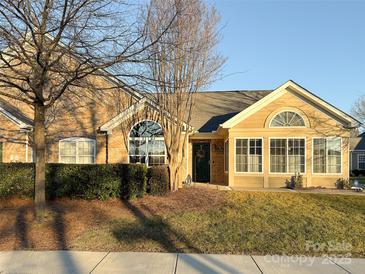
<box><xmin>357</xmin><ymin>154</ymin><xmax>365</xmax><ymax>170</ymax></box>
<box><xmin>312</xmin><ymin>137</ymin><xmax>343</xmax><ymax>175</ymax></box>
<box><xmin>268</xmin><ymin>137</ymin><xmax>307</xmax><ymax>175</ymax></box>
<box><xmin>224</xmin><ymin>139</ymin><xmax>229</xmax><ymax>173</ymax></box>
<box><xmin>128</xmin><ymin>136</ymin><xmax>167</xmax><ymax>167</ymax></box>
<box><xmin>269</xmin><ymin>111</ymin><xmax>306</xmax><ymax>128</ymax></box>
<box><xmin>128</xmin><ymin>120</ymin><xmax>167</xmax><ymax>167</ymax></box>
<box><xmin>58</xmin><ymin>137</ymin><xmax>96</xmax><ymax>164</ymax></box>
<box><xmin>234</xmin><ymin>137</ymin><xmax>264</xmax><ymax>174</ymax></box>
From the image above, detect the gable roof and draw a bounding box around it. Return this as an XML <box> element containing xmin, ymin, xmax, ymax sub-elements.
<box><xmin>190</xmin><ymin>90</ymin><xmax>272</xmax><ymax>132</ymax></box>
<box><xmin>351</xmin><ymin>132</ymin><xmax>365</xmax><ymax>151</ymax></box>
<box><xmin>0</xmin><ymin>98</ymin><xmax>33</xmax><ymax>129</ymax></box>
<box><xmin>99</xmin><ymin>98</ymin><xmax>148</xmax><ymax>133</ymax></box>
<box><xmin>221</xmin><ymin>80</ymin><xmax>360</xmax><ymax>129</ymax></box>
<box><xmin>98</xmin><ymin>89</ymin><xmax>272</xmax><ymax>133</ymax></box>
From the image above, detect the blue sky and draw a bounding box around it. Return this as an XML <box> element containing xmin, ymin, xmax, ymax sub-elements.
<box><xmin>205</xmin><ymin>0</ymin><xmax>365</xmax><ymax>113</ymax></box>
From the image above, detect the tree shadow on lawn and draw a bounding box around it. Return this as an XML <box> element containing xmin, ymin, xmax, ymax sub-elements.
<box><xmin>15</xmin><ymin>205</ymin><xmax>31</xmax><ymax>249</ymax></box>
<box><xmin>113</xmin><ymin>199</ymin><xmax>242</xmax><ymax>274</ymax></box>
<box><xmin>3</xmin><ymin>196</ymin><xmax>244</xmax><ymax>274</ymax></box>
<box><xmin>3</xmin><ymin>202</ymin><xmax>83</xmax><ymax>274</ymax></box>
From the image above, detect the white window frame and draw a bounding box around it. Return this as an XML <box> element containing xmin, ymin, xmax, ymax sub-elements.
<box><xmin>234</xmin><ymin>137</ymin><xmax>264</xmax><ymax>174</ymax></box>
<box><xmin>269</xmin><ymin>137</ymin><xmax>307</xmax><ymax>175</ymax></box>
<box><xmin>128</xmin><ymin>120</ymin><xmax>167</xmax><ymax>167</ymax></box>
<box><xmin>224</xmin><ymin>139</ymin><xmax>229</xmax><ymax>173</ymax></box>
<box><xmin>58</xmin><ymin>137</ymin><xmax>96</xmax><ymax>164</ymax></box>
<box><xmin>312</xmin><ymin>137</ymin><xmax>342</xmax><ymax>175</ymax></box>
<box><xmin>269</xmin><ymin>111</ymin><xmax>306</xmax><ymax>128</ymax></box>
<box><xmin>128</xmin><ymin>136</ymin><xmax>167</xmax><ymax>167</ymax></box>
<box><xmin>358</xmin><ymin>154</ymin><xmax>365</xmax><ymax>170</ymax></box>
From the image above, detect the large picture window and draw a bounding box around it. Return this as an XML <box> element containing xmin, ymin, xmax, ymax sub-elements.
<box><xmin>129</xmin><ymin>120</ymin><xmax>166</xmax><ymax>166</ymax></box>
<box><xmin>313</xmin><ymin>138</ymin><xmax>341</xmax><ymax>174</ymax></box>
<box><xmin>235</xmin><ymin>138</ymin><xmax>262</xmax><ymax>173</ymax></box>
<box><xmin>59</xmin><ymin>138</ymin><xmax>96</xmax><ymax>164</ymax></box>
<box><xmin>270</xmin><ymin>138</ymin><xmax>305</xmax><ymax>173</ymax></box>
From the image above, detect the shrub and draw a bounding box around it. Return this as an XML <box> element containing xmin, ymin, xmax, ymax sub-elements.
<box><xmin>147</xmin><ymin>165</ymin><xmax>170</xmax><ymax>196</ymax></box>
<box><xmin>0</xmin><ymin>163</ymin><xmax>35</xmax><ymax>197</ymax></box>
<box><xmin>285</xmin><ymin>172</ymin><xmax>303</xmax><ymax>189</ymax></box>
<box><xmin>352</xmin><ymin>169</ymin><xmax>360</xmax><ymax>177</ymax></box>
<box><xmin>121</xmin><ymin>164</ymin><xmax>147</xmax><ymax>199</ymax></box>
<box><xmin>0</xmin><ymin>163</ymin><xmax>148</xmax><ymax>200</ymax></box>
<box><xmin>335</xmin><ymin>178</ymin><xmax>351</xmax><ymax>190</ymax></box>
<box><xmin>46</xmin><ymin>164</ymin><xmax>121</xmax><ymax>200</ymax></box>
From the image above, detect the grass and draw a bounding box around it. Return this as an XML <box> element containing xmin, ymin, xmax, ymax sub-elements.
<box><xmin>1</xmin><ymin>188</ymin><xmax>364</xmax><ymax>257</ymax></box>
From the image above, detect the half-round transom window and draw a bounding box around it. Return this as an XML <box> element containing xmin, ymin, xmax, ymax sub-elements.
<box><xmin>270</xmin><ymin>111</ymin><xmax>305</xmax><ymax>127</ymax></box>
<box><xmin>129</xmin><ymin>120</ymin><xmax>165</xmax><ymax>166</ymax></box>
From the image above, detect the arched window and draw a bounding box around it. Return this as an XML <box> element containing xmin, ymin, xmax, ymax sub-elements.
<box><xmin>59</xmin><ymin>137</ymin><xmax>96</xmax><ymax>164</ymax></box>
<box><xmin>129</xmin><ymin>120</ymin><xmax>166</xmax><ymax>166</ymax></box>
<box><xmin>270</xmin><ymin>111</ymin><xmax>305</xmax><ymax>127</ymax></box>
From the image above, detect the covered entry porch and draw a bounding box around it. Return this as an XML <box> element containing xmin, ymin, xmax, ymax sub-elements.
<box><xmin>187</xmin><ymin>134</ymin><xmax>226</xmax><ymax>185</ymax></box>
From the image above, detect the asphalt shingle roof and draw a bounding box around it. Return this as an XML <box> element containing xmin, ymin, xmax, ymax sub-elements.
<box><xmin>0</xmin><ymin>89</ymin><xmax>273</xmax><ymax>132</ymax></box>
<box><xmin>190</xmin><ymin>90</ymin><xmax>272</xmax><ymax>132</ymax></box>
<box><xmin>351</xmin><ymin>132</ymin><xmax>365</xmax><ymax>151</ymax></box>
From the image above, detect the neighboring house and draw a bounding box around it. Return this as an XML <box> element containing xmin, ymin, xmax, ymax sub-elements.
<box><xmin>0</xmin><ymin>79</ymin><xmax>360</xmax><ymax>188</ymax></box>
<box><xmin>350</xmin><ymin>132</ymin><xmax>365</xmax><ymax>172</ymax></box>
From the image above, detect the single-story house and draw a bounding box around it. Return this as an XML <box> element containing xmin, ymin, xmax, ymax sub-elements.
<box><xmin>0</xmin><ymin>79</ymin><xmax>360</xmax><ymax>188</ymax></box>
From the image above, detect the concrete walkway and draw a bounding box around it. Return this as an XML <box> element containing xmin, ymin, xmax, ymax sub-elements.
<box><xmin>191</xmin><ymin>182</ymin><xmax>365</xmax><ymax>196</ymax></box>
<box><xmin>0</xmin><ymin>251</ymin><xmax>363</xmax><ymax>274</ymax></box>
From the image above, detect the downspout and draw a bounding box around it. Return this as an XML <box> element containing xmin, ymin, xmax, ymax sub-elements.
<box><xmin>25</xmin><ymin>131</ymin><xmax>28</xmax><ymax>163</ymax></box>
<box><xmin>105</xmin><ymin>133</ymin><xmax>109</xmax><ymax>164</ymax></box>
<box><xmin>186</xmin><ymin>132</ymin><xmax>189</xmax><ymax>179</ymax></box>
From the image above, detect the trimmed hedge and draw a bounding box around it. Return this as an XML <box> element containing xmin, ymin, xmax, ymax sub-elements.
<box><xmin>0</xmin><ymin>163</ymin><xmax>148</xmax><ymax>200</ymax></box>
<box><xmin>46</xmin><ymin>164</ymin><xmax>121</xmax><ymax>200</ymax></box>
<box><xmin>0</xmin><ymin>163</ymin><xmax>35</xmax><ymax>198</ymax></box>
<box><xmin>147</xmin><ymin>165</ymin><xmax>170</xmax><ymax>196</ymax></box>
<box><xmin>120</xmin><ymin>164</ymin><xmax>147</xmax><ymax>199</ymax></box>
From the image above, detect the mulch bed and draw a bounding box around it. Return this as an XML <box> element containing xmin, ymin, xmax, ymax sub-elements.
<box><xmin>0</xmin><ymin>188</ymin><xmax>226</xmax><ymax>250</ymax></box>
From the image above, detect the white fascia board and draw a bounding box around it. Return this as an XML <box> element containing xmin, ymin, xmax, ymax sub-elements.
<box><xmin>0</xmin><ymin>106</ymin><xmax>32</xmax><ymax>129</ymax></box>
<box><xmin>99</xmin><ymin>98</ymin><xmax>147</xmax><ymax>132</ymax></box>
<box><xmin>221</xmin><ymin>80</ymin><xmax>359</xmax><ymax>129</ymax></box>
<box><xmin>221</xmin><ymin>81</ymin><xmax>290</xmax><ymax>128</ymax></box>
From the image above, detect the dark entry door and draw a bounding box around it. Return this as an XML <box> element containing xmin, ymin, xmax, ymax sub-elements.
<box><xmin>193</xmin><ymin>143</ymin><xmax>210</xmax><ymax>182</ymax></box>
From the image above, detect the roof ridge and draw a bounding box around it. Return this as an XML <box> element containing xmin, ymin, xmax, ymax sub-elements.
<box><xmin>196</xmin><ymin>89</ymin><xmax>273</xmax><ymax>93</ymax></box>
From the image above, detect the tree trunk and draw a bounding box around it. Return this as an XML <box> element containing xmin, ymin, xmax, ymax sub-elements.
<box><xmin>168</xmin><ymin>153</ymin><xmax>181</xmax><ymax>191</ymax></box>
<box><xmin>34</xmin><ymin>103</ymin><xmax>46</xmax><ymax>216</ymax></box>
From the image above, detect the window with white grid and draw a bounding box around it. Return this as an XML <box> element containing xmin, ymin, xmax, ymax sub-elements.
<box><xmin>270</xmin><ymin>138</ymin><xmax>305</xmax><ymax>173</ymax></box>
<box><xmin>313</xmin><ymin>138</ymin><xmax>341</xmax><ymax>174</ymax></box>
<box><xmin>129</xmin><ymin>120</ymin><xmax>166</xmax><ymax>167</ymax></box>
<box><xmin>358</xmin><ymin>155</ymin><xmax>365</xmax><ymax>170</ymax></box>
<box><xmin>59</xmin><ymin>138</ymin><xmax>96</xmax><ymax>164</ymax></box>
<box><xmin>235</xmin><ymin>138</ymin><xmax>262</xmax><ymax>173</ymax></box>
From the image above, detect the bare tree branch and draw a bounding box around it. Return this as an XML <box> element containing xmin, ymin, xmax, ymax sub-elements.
<box><xmin>0</xmin><ymin>0</ymin><xmax>176</xmax><ymax>213</ymax></box>
<box><xmin>143</xmin><ymin>0</ymin><xmax>225</xmax><ymax>190</ymax></box>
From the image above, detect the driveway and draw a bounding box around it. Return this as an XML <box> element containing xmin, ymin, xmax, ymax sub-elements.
<box><xmin>0</xmin><ymin>251</ymin><xmax>363</xmax><ymax>274</ymax></box>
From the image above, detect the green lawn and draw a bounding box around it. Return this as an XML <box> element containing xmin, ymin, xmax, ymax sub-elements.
<box><xmin>69</xmin><ymin>191</ymin><xmax>365</xmax><ymax>257</ymax></box>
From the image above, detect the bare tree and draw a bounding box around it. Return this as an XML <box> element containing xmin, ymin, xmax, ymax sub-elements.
<box><xmin>145</xmin><ymin>0</ymin><xmax>224</xmax><ymax>190</ymax></box>
<box><xmin>352</xmin><ymin>95</ymin><xmax>365</xmax><ymax>133</ymax></box>
<box><xmin>0</xmin><ymin>0</ymin><xmax>174</xmax><ymax>215</ymax></box>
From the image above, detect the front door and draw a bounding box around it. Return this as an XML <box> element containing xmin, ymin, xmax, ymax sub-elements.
<box><xmin>193</xmin><ymin>143</ymin><xmax>210</xmax><ymax>182</ymax></box>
